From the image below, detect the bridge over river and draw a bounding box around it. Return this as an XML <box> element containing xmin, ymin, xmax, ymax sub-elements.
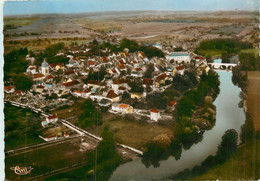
<box><xmin>208</xmin><ymin>62</ymin><xmax>237</xmax><ymax>70</ymax></box>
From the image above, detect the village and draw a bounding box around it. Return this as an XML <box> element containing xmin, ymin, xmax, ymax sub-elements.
<box><xmin>3</xmin><ymin>37</ymin><xmax>214</xmax><ymax>143</ymax></box>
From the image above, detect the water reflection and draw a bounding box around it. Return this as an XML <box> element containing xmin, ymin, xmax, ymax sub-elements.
<box><xmin>110</xmin><ymin>71</ymin><xmax>245</xmax><ymax>181</ymax></box>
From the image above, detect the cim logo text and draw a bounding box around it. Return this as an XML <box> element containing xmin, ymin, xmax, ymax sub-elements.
<box><xmin>10</xmin><ymin>166</ymin><xmax>34</xmax><ymax>175</ymax></box>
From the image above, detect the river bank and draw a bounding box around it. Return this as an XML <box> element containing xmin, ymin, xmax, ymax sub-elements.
<box><xmin>109</xmin><ymin>70</ymin><xmax>245</xmax><ymax>181</ymax></box>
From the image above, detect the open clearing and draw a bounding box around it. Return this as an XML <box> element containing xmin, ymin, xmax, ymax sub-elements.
<box><xmin>5</xmin><ymin>136</ymin><xmax>95</xmax><ymax>180</ymax></box>
<box><xmin>247</xmin><ymin>71</ymin><xmax>260</xmax><ymax>131</ymax></box>
<box><xmin>105</xmin><ymin>116</ymin><xmax>173</xmax><ymax>151</ymax></box>
<box><xmin>193</xmin><ymin>139</ymin><xmax>260</xmax><ymax>180</ymax></box>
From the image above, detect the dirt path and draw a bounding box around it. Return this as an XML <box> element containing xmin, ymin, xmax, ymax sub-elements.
<box><xmin>247</xmin><ymin>71</ymin><xmax>260</xmax><ymax>131</ymax></box>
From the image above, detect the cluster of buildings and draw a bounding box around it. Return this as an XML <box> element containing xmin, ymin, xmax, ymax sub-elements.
<box><xmin>4</xmin><ymin>41</ymin><xmax>211</xmax><ymax>122</ymax></box>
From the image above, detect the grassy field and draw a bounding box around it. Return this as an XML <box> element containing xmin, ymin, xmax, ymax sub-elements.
<box><xmin>4</xmin><ymin>104</ymin><xmax>44</xmax><ymax>151</ymax></box>
<box><xmin>196</xmin><ymin>49</ymin><xmax>224</xmax><ymax>57</ymax></box>
<box><xmin>73</xmin><ymin>18</ymin><xmax>121</xmax><ymax>33</ymax></box>
<box><xmin>240</xmin><ymin>49</ymin><xmax>259</xmax><ymax>56</ymax></box>
<box><xmin>5</xmin><ymin>136</ymin><xmax>89</xmax><ymax>180</ymax></box>
<box><xmin>50</xmin><ymin>98</ymin><xmax>88</xmax><ymax>121</ymax></box>
<box><xmin>4</xmin><ymin>37</ymin><xmax>90</xmax><ymax>54</ymax></box>
<box><xmin>247</xmin><ymin>71</ymin><xmax>260</xmax><ymax>131</ymax></box>
<box><xmin>193</xmin><ymin>139</ymin><xmax>260</xmax><ymax>180</ymax></box>
<box><xmin>4</xmin><ymin>17</ymin><xmax>39</xmax><ymax>28</ymax></box>
<box><xmin>104</xmin><ymin>116</ymin><xmax>173</xmax><ymax>150</ymax></box>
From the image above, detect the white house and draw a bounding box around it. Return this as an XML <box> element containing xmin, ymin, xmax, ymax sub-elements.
<box><xmin>112</xmin><ymin>103</ymin><xmax>134</xmax><ymax>114</ymax></box>
<box><xmin>150</xmin><ymin>109</ymin><xmax>160</xmax><ymax>121</ymax></box>
<box><xmin>26</xmin><ymin>66</ymin><xmax>37</xmax><ymax>74</ymax></box>
<box><xmin>46</xmin><ymin>115</ymin><xmax>58</xmax><ymax>123</ymax></box>
<box><xmin>167</xmin><ymin>52</ymin><xmax>191</xmax><ymax>64</ymax></box>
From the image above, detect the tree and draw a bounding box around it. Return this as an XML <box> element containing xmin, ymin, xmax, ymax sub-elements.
<box><xmin>144</xmin><ymin>64</ymin><xmax>154</xmax><ymax>78</ymax></box>
<box><xmin>128</xmin><ymin>80</ymin><xmax>144</xmax><ymax>93</ymax></box>
<box><xmin>12</xmin><ymin>74</ymin><xmax>33</xmax><ymax>91</ymax></box>
<box><xmin>216</xmin><ymin>129</ymin><xmax>238</xmax><ymax>160</ymax></box>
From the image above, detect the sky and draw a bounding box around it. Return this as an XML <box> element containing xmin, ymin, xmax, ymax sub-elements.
<box><xmin>3</xmin><ymin>0</ymin><xmax>258</xmax><ymax>16</ymax></box>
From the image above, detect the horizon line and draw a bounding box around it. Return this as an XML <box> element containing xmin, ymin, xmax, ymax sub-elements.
<box><xmin>3</xmin><ymin>9</ymin><xmax>257</xmax><ymax>17</ymax></box>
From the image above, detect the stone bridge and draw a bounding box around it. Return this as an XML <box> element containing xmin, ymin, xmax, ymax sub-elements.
<box><xmin>208</xmin><ymin>63</ymin><xmax>237</xmax><ymax>70</ymax></box>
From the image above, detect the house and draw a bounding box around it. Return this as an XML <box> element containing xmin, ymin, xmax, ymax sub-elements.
<box><xmin>49</xmin><ymin>63</ymin><xmax>64</xmax><ymax>71</ymax></box>
<box><xmin>130</xmin><ymin>93</ymin><xmax>143</xmax><ymax>100</ymax></box>
<box><xmin>41</xmin><ymin>121</ymin><xmax>49</xmax><ymax>127</ymax></box>
<box><xmin>13</xmin><ymin>90</ymin><xmax>24</xmax><ymax>96</ymax></box>
<box><xmin>62</xmin><ymin>80</ymin><xmax>80</xmax><ymax>89</ymax></box>
<box><xmin>138</xmin><ymin>52</ymin><xmax>146</xmax><ymax>59</ymax></box>
<box><xmin>117</xmin><ymin>64</ymin><xmax>127</xmax><ymax>71</ymax></box>
<box><xmin>195</xmin><ymin>56</ymin><xmax>206</xmax><ymax>63</ymax></box>
<box><xmin>44</xmin><ymin>135</ymin><xmax>57</xmax><ymax>142</ymax></box>
<box><xmin>46</xmin><ymin>115</ymin><xmax>58</xmax><ymax>123</ymax></box>
<box><xmin>35</xmin><ymin>85</ymin><xmax>45</xmax><ymax>93</ymax></box>
<box><xmin>87</xmin><ymin>80</ymin><xmax>100</xmax><ymax>89</ymax></box>
<box><xmin>167</xmin><ymin>52</ymin><xmax>191</xmax><ymax>64</ymax></box>
<box><xmin>167</xmin><ymin>101</ymin><xmax>176</xmax><ymax>111</ymax></box>
<box><xmin>150</xmin><ymin>109</ymin><xmax>160</xmax><ymax>121</ymax></box>
<box><xmin>112</xmin><ymin>79</ymin><xmax>130</xmax><ymax>93</ymax></box>
<box><xmin>153</xmin><ymin>43</ymin><xmax>162</xmax><ymax>50</ymax></box>
<box><xmin>73</xmin><ymin>89</ymin><xmax>91</xmax><ymax>98</ymax></box>
<box><xmin>89</xmin><ymin>61</ymin><xmax>95</xmax><ymax>68</ymax></box>
<box><xmin>99</xmin><ymin>99</ymin><xmax>111</xmax><ymax>107</ymax></box>
<box><xmin>176</xmin><ymin>65</ymin><xmax>185</xmax><ymax>75</ymax></box>
<box><xmin>143</xmin><ymin>78</ymin><xmax>153</xmax><ymax>88</ymax></box>
<box><xmin>46</xmin><ymin>75</ymin><xmax>54</xmax><ymax>82</ymax></box>
<box><xmin>33</xmin><ymin>74</ymin><xmax>45</xmax><ymax>84</ymax></box>
<box><xmin>111</xmin><ymin>103</ymin><xmax>134</xmax><ymax>114</ymax></box>
<box><xmin>4</xmin><ymin>86</ymin><xmax>14</xmax><ymax>93</ymax></box>
<box><xmin>26</xmin><ymin>66</ymin><xmax>37</xmax><ymax>74</ymax></box>
<box><xmin>155</xmin><ymin>73</ymin><xmax>167</xmax><ymax>86</ymax></box>
<box><xmin>106</xmin><ymin>90</ymin><xmax>120</xmax><ymax>102</ymax></box>
<box><xmin>197</xmin><ymin>62</ymin><xmax>210</xmax><ymax>75</ymax></box>
<box><xmin>64</xmin><ymin>133</ymin><xmax>69</xmax><ymax>138</ymax></box>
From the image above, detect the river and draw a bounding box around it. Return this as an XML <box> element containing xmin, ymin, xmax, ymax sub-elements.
<box><xmin>110</xmin><ymin>70</ymin><xmax>245</xmax><ymax>181</ymax></box>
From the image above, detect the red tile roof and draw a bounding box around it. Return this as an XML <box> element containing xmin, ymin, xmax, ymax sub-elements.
<box><xmin>48</xmin><ymin>115</ymin><xmax>57</xmax><ymax>119</ymax></box>
<box><xmin>36</xmin><ymin>85</ymin><xmax>45</xmax><ymax>89</ymax></box>
<box><xmin>50</xmin><ymin>63</ymin><xmax>64</xmax><ymax>68</ymax></box>
<box><xmin>135</xmin><ymin>68</ymin><xmax>142</xmax><ymax>71</ymax></box>
<box><xmin>89</xmin><ymin>61</ymin><xmax>94</xmax><ymax>66</ymax></box>
<box><xmin>118</xmin><ymin>64</ymin><xmax>126</xmax><ymax>69</ymax></box>
<box><xmin>119</xmin><ymin>104</ymin><xmax>128</xmax><ymax>109</ymax></box>
<box><xmin>119</xmin><ymin>86</ymin><xmax>126</xmax><ymax>90</ymax></box>
<box><xmin>102</xmin><ymin>57</ymin><xmax>108</xmax><ymax>62</ymax></box>
<box><xmin>33</xmin><ymin>74</ymin><xmax>44</xmax><ymax>78</ymax></box>
<box><xmin>4</xmin><ymin>86</ymin><xmax>14</xmax><ymax>90</ymax></box>
<box><xmin>143</xmin><ymin>78</ymin><xmax>153</xmax><ymax>85</ymax></box>
<box><xmin>46</xmin><ymin>75</ymin><xmax>53</xmax><ymax>79</ymax></box>
<box><xmin>195</xmin><ymin>56</ymin><xmax>205</xmax><ymax>60</ymax></box>
<box><xmin>156</xmin><ymin>73</ymin><xmax>167</xmax><ymax>82</ymax></box>
<box><xmin>176</xmin><ymin>65</ymin><xmax>185</xmax><ymax>70</ymax></box>
<box><xmin>106</xmin><ymin>90</ymin><xmax>118</xmax><ymax>99</ymax></box>
<box><xmin>13</xmin><ymin>90</ymin><xmax>22</xmax><ymax>94</ymax></box>
<box><xmin>168</xmin><ymin>101</ymin><xmax>176</xmax><ymax>107</ymax></box>
<box><xmin>65</xmin><ymin>70</ymin><xmax>74</xmax><ymax>75</ymax></box>
<box><xmin>62</xmin><ymin>80</ymin><xmax>80</xmax><ymax>87</ymax></box>
<box><xmin>29</xmin><ymin>66</ymin><xmax>36</xmax><ymax>70</ymax></box>
<box><xmin>119</xmin><ymin>60</ymin><xmax>124</xmax><ymax>64</ymax></box>
<box><xmin>88</xmin><ymin>80</ymin><xmax>100</xmax><ymax>85</ymax></box>
<box><xmin>114</xmin><ymin>78</ymin><xmax>130</xmax><ymax>84</ymax></box>
<box><xmin>151</xmin><ymin>109</ymin><xmax>159</xmax><ymax>113</ymax></box>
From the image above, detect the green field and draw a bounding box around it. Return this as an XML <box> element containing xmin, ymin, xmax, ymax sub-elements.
<box><xmin>4</xmin><ymin>104</ymin><xmax>44</xmax><ymax>151</ymax></box>
<box><xmin>240</xmin><ymin>49</ymin><xmax>259</xmax><ymax>56</ymax></box>
<box><xmin>4</xmin><ymin>17</ymin><xmax>39</xmax><ymax>29</ymax></box>
<box><xmin>193</xmin><ymin>139</ymin><xmax>260</xmax><ymax>180</ymax></box>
